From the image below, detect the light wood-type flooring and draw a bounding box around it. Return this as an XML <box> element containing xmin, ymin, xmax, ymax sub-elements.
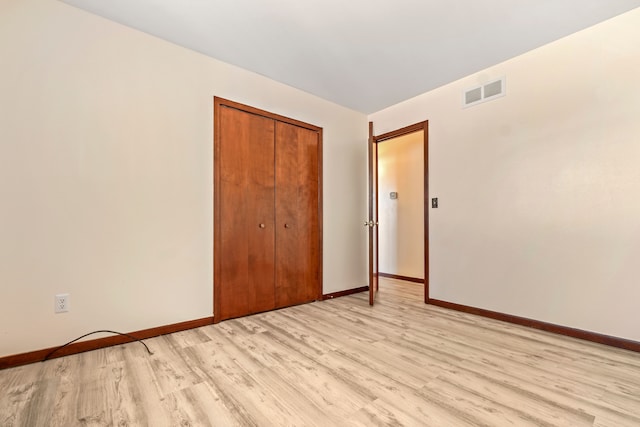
<box><xmin>1</xmin><ymin>278</ymin><xmax>640</xmax><ymax>426</ymax></box>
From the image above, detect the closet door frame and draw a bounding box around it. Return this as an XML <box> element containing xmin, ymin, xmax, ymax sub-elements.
<box><xmin>213</xmin><ymin>97</ymin><xmax>323</xmax><ymax>323</ymax></box>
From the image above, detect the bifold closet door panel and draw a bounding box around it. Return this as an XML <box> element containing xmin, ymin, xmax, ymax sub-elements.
<box><xmin>219</xmin><ymin>106</ymin><xmax>276</xmax><ymax>319</ymax></box>
<box><xmin>275</xmin><ymin>122</ymin><xmax>320</xmax><ymax>308</ymax></box>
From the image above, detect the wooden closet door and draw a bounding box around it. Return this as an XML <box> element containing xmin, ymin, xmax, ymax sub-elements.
<box><xmin>218</xmin><ymin>106</ymin><xmax>276</xmax><ymax>320</ymax></box>
<box><xmin>275</xmin><ymin>122</ymin><xmax>320</xmax><ymax>308</ymax></box>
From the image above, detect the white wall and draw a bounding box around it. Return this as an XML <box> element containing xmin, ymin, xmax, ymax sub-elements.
<box><xmin>370</xmin><ymin>8</ymin><xmax>640</xmax><ymax>342</ymax></box>
<box><xmin>378</xmin><ymin>132</ymin><xmax>424</xmax><ymax>278</ymax></box>
<box><xmin>0</xmin><ymin>0</ymin><xmax>368</xmax><ymax>357</ymax></box>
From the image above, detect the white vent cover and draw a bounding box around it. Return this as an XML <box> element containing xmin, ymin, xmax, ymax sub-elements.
<box><xmin>465</xmin><ymin>87</ymin><xmax>482</xmax><ymax>105</ymax></box>
<box><xmin>463</xmin><ymin>77</ymin><xmax>506</xmax><ymax>108</ymax></box>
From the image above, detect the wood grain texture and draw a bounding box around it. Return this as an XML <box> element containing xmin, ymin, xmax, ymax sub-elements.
<box><xmin>2</xmin><ymin>278</ymin><xmax>639</xmax><ymax>426</ymax></box>
<box><xmin>0</xmin><ymin>317</ymin><xmax>214</xmax><ymax>370</ymax></box>
<box><xmin>368</xmin><ymin>121</ymin><xmax>379</xmax><ymax>305</ymax></box>
<box><xmin>217</xmin><ymin>105</ymin><xmax>276</xmax><ymax>321</ymax></box>
<box><xmin>274</xmin><ymin>121</ymin><xmax>320</xmax><ymax>308</ymax></box>
<box><xmin>429</xmin><ymin>298</ymin><xmax>640</xmax><ymax>353</ymax></box>
<box><xmin>214</xmin><ymin>97</ymin><xmax>323</xmax><ymax>322</ymax></box>
<box><xmin>322</xmin><ymin>286</ymin><xmax>368</xmax><ymax>300</ymax></box>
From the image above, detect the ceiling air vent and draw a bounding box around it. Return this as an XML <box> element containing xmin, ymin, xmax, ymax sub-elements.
<box><xmin>463</xmin><ymin>77</ymin><xmax>506</xmax><ymax>108</ymax></box>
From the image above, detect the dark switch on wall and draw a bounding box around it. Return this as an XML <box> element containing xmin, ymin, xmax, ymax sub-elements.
<box><xmin>432</xmin><ymin>198</ymin><xmax>438</xmax><ymax>208</ymax></box>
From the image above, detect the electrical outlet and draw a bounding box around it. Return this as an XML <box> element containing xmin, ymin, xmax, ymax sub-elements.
<box><xmin>55</xmin><ymin>293</ymin><xmax>69</xmax><ymax>313</ymax></box>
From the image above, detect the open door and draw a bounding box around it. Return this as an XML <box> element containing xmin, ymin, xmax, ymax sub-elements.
<box><xmin>367</xmin><ymin>122</ymin><xmax>379</xmax><ymax>305</ymax></box>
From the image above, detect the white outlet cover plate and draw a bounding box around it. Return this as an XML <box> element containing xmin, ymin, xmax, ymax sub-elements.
<box><xmin>55</xmin><ymin>293</ymin><xmax>70</xmax><ymax>313</ymax></box>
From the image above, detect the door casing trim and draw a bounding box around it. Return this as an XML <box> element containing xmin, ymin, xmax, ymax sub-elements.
<box><xmin>371</xmin><ymin>121</ymin><xmax>429</xmax><ymax>303</ymax></box>
<box><xmin>213</xmin><ymin>97</ymin><xmax>323</xmax><ymax>322</ymax></box>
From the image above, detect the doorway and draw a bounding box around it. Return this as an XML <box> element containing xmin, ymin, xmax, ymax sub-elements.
<box><xmin>378</xmin><ymin>131</ymin><xmax>424</xmax><ymax>282</ymax></box>
<box><xmin>370</xmin><ymin>121</ymin><xmax>429</xmax><ymax>303</ymax></box>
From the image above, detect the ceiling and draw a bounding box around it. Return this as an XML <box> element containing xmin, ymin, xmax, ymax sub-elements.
<box><xmin>61</xmin><ymin>0</ymin><xmax>640</xmax><ymax>114</ymax></box>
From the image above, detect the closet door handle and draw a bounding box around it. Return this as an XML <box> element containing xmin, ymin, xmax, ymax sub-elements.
<box><xmin>284</xmin><ymin>223</ymin><xmax>290</xmax><ymax>228</ymax></box>
<box><xmin>259</xmin><ymin>223</ymin><xmax>266</xmax><ymax>229</ymax></box>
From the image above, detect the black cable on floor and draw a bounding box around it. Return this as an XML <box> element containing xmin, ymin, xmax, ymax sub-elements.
<box><xmin>42</xmin><ymin>330</ymin><xmax>153</xmax><ymax>361</ymax></box>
